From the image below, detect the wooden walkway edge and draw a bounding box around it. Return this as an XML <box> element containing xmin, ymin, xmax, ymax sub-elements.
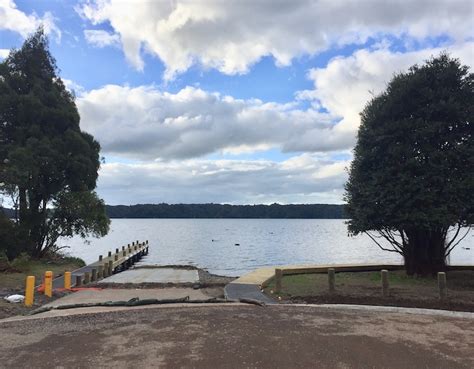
<box><xmin>51</xmin><ymin>240</ymin><xmax>150</xmax><ymax>289</ymax></box>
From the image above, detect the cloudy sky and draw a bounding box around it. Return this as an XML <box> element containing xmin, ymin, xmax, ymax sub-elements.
<box><xmin>1</xmin><ymin>0</ymin><xmax>473</xmax><ymax>205</ymax></box>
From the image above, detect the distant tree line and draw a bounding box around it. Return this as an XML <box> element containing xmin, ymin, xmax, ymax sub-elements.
<box><xmin>2</xmin><ymin>203</ymin><xmax>347</xmax><ymax>219</ymax></box>
<box><xmin>2</xmin><ymin>203</ymin><xmax>346</xmax><ymax>219</ymax></box>
<box><xmin>102</xmin><ymin>203</ymin><xmax>347</xmax><ymax>219</ymax></box>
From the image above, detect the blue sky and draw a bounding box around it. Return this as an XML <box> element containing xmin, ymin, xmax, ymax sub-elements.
<box><xmin>1</xmin><ymin>0</ymin><xmax>472</xmax><ymax>205</ymax></box>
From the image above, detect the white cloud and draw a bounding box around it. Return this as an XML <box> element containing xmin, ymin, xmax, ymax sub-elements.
<box><xmin>78</xmin><ymin>41</ymin><xmax>473</xmax><ymax>163</ymax></box>
<box><xmin>84</xmin><ymin>29</ymin><xmax>120</xmax><ymax>48</ymax></box>
<box><xmin>76</xmin><ymin>0</ymin><xmax>473</xmax><ymax>79</ymax></box>
<box><xmin>78</xmin><ymin>85</ymin><xmax>352</xmax><ymax>160</ymax></box>
<box><xmin>98</xmin><ymin>154</ymin><xmax>349</xmax><ymax>205</ymax></box>
<box><xmin>299</xmin><ymin>41</ymin><xmax>474</xmax><ymax>132</ymax></box>
<box><xmin>0</xmin><ymin>48</ymin><xmax>9</xmax><ymax>59</ymax></box>
<box><xmin>62</xmin><ymin>78</ymin><xmax>85</xmax><ymax>96</ymax></box>
<box><xmin>0</xmin><ymin>0</ymin><xmax>60</xmax><ymax>41</ymax></box>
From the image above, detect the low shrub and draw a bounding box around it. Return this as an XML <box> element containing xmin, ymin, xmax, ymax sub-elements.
<box><xmin>10</xmin><ymin>252</ymin><xmax>32</xmax><ymax>272</ymax></box>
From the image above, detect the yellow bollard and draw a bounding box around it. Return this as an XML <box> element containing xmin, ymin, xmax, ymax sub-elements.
<box><xmin>64</xmin><ymin>271</ymin><xmax>71</xmax><ymax>290</ymax></box>
<box><xmin>44</xmin><ymin>271</ymin><xmax>53</xmax><ymax>297</ymax></box>
<box><xmin>25</xmin><ymin>276</ymin><xmax>35</xmax><ymax>307</ymax></box>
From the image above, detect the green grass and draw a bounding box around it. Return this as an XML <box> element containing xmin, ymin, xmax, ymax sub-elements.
<box><xmin>0</xmin><ymin>257</ymin><xmax>85</xmax><ymax>290</ymax></box>
<box><xmin>264</xmin><ymin>270</ymin><xmax>474</xmax><ymax>299</ymax></box>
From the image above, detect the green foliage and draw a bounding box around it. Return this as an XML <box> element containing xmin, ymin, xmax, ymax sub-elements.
<box><xmin>59</xmin><ymin>256</ymin><xmax>86</xmax><ymax>268</ymax></box>
<box><xmin>10</xmin><ymin>252</ymin><xmax>31</xmax><ymax>272</ymax></box>
<box><xmin>0</xmin><ymin>213</ymin><xmax>25</xmax><ymax>259</ymax></box>
<box><xmin>0</xmin><ymin>250</ymin><xmax>10</xmax><ymax>272</ymax></box>
<box><xmin>345</xmin><ymin>53</ymin><xmax>473</xmax><ymax>275</ymax></box>
<box><xmin>0</xmin><ymin>28</ymin><xmax>110</xmax><ymax>257</ymax></box>
<box><xmin>105</xmin><ymin>203</ymin><xmax>347</xmax><ymax>218</ymax></box>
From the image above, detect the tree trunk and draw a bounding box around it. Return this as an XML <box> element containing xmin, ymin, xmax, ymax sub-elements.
<box><xmin>17</xmin><ymin>187</ymin><xmax>35</xmax><ymax>256</ymax></box>
<box><xmin>403</xmin><ymin>228</ymin><xmax>447</xmax><ymax>276</ymax></box>
<box><xmin>29</xmin><ymin>195</ymin><xmax>45</xmax><ymax>258</ymax></box>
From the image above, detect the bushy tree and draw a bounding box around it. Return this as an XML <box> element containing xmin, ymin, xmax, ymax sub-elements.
<box><xmin>0</xmin><ymin>28</ymin><xmax>110</xmax><ymax>258</ymax></box>
<box><xmin>345</xmin><ymin>54</ymin><xmax>473</xmax><ymax>276</ymax></box>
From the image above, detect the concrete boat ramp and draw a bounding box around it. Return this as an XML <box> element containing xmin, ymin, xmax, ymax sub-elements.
<box><xmin>99</xmin><ymin>267</ymin><xmax>199</xmax><ymax>284</ymax></box>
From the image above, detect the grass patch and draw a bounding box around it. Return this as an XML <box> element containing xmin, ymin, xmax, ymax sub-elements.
<box><xmin>266</xmin><ymin>270</ymin><xmax>443</xmax><ymax>296</ymax></box>
<box><xmin>0</xmin><ymin>256</ymin><xmax>85</xmax><ymax>290</ymax></box>
<box><xmin>264</xmin><ymin>270</ymin><xmax>474</xmax><ymax>311</ymax></box>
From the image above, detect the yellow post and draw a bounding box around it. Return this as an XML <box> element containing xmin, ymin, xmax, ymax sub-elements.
<box><xmin>64</xmin><ymin>271</ymin><xmax>72</xmax><ymax>290</ymax></box>
<box><xmin>44</xmin><ymin>271</ymin><xmax>53</xmax><ymax>297</ymax></box>
<box><xmin>25</xmin><ymin>276</ymin><xmax>35</xmax><ymax>307</ymax></box>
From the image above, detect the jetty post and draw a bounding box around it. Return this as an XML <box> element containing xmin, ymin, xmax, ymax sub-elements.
<box><xmin>108</xmin><ymin>260</ymin><xmax>113</xmax><ymax>276</ymax></box>
<box><xmin>91</xmin><ymin>268</ymin><xmax>97</xmax><ymax>282</ymax></box>
<box><xmin>84</xmin><ymin>271</ymin><xmax>91</xmax><ymax>284</ymax></box>
<box><xmin>75</xmin><ymin>275</ymin><xmax>82</xmax><ymax>287</ymax></box>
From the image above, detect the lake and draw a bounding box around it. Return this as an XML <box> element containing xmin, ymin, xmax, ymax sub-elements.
<box><xmin>60</xmin><ymin>219</ymin><xmax>474</xmax><ymax>277</ymax></box>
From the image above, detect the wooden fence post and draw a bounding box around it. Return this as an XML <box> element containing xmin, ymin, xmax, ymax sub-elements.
<box><xmin>381</xmin><ymin>269</ymin><xmax>389</xmax><ymax>297</ymax></box>
<box><xmin>275</xmin><ymin>268</ymin><xmax>283</xmax><ymax>294</ymax></box>
<box><xmin>438</xmin><ymin>272</ymin><xmax>447</xmax><ymax>300</ymax></box>
<box><xmin>328</xmin><ymin>268</ymin><xmax>335</xmax><ymax>293</ymax></box>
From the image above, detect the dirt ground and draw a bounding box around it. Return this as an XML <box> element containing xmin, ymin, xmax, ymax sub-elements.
<box><xmin>0</xmin><ymin>258</ymin><xmax>85</xmax><ymax>319</ymax></box>
<box><xmin>0</xmin><ymin>304</ymin><xmax>473</xmax><ymax>369</ymax></box>
<box><xmin>0</xmin><ymin>265</ymin><xmax>232</xmax><ymax>319</ymax></box>
<box><xmin>264</xmin><ymin>270</ymin><xmax>474</xmax><ymax>312</ymax></box>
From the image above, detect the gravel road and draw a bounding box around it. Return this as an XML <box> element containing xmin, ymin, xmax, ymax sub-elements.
<box><xmin>0</xmin><ymin>305</ymin><xmax>473</xmax><ymax>369</ymax></box>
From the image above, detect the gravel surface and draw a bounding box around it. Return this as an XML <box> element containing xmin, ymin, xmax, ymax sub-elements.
<box><xmin>0</xmin><ymin>305</ymin><xmax>473</xmax><ymax>369</ymax></box>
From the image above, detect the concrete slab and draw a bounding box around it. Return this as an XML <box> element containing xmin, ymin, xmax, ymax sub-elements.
<box><xmin>98</xmin><ymin>267</ymin><xmax>199</xmax><ymax>284</ymax></box>
<box><xmin>232</xmin><ymin>266</ymin><xmax>275</xmax><ymax>285</ymax></box>
<box><xmin>44</xmin><ymin>288</ymin><xmax>207</xmax><ymax>308</ymax></box>
<box><xmin>225</xmin><ymin>283</ymin><xmax>276</xmax><ymax>304</ymax></box>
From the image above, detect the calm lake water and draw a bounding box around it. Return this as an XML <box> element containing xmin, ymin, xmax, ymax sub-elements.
<box><xmin>61</xmin><ymin>219</ymin><xmax>474</xmax><ymax>277</ymax></box>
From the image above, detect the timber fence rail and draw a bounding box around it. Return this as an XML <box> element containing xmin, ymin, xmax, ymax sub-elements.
<box><xmin>271</xmin><ymin>264</ymin><xmax>472</xmax><ymax>298</ymax></box>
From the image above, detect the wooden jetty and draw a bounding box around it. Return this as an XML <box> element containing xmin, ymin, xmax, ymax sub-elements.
<box><xmin>52</xmin><ymin>240</ymin><xmax>149</xmax><ymax>289</ymax></box>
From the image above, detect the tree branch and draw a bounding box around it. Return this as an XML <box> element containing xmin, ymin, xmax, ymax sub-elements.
<box><xmin>445</xmin><ymin>223</ymin><xmax>462</xmax><ymax>249</ymax></box>
<box><xmin>365</xmin><ymin>231</ymin><xmax>403</xmax><ymax>254</ymax></box>
<box><xmin>445</xmin><ymin>226</ymin><xmax>471</xmax><ymax>257</ymax></box>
